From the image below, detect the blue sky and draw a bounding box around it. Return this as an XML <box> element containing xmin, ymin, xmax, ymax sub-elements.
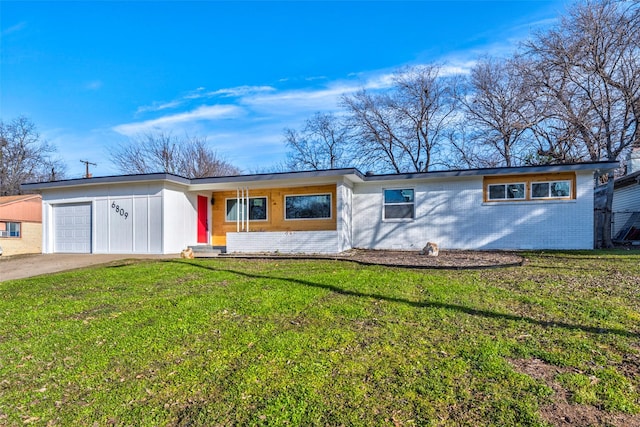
<box><xmin>1</xmin><ymin>1</ymin><xmax>569</xmax><ymax>178</ymax></box>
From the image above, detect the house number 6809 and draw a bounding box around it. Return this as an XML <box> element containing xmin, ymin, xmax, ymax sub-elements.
<box><xmin>111</xmin><ymin>202</ymin><xmax>129</xmax><ymax>219</ymax></box>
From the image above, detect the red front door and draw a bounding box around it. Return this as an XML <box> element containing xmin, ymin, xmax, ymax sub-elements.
<box><xmin>197</xmin><ymin>195</ymin><xmax>208</xmax><ymax>243</ymax></box>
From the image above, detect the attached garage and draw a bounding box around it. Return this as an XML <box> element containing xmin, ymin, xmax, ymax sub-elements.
<box><xmin>53</xmin><ymin>203</ymin><xmax>92</xmax><ymax>253</ymax></box>
<box><xmin>25</xmin><ymin>174</ymin><xmax>198</xmax><ymax>255</ymax></box>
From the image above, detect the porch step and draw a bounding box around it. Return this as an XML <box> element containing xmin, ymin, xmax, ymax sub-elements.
<box><xmin>188</xmin><ymin>245</ymin><xmax>226</xmax><ymax>257</ymax></box>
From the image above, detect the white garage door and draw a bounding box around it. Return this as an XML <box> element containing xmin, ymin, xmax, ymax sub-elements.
<box><xmin>53</xmin><ymin>203</ymin><xmax>92</xmax><ymax>253</ymax></box>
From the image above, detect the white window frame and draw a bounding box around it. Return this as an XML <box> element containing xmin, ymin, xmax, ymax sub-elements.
<box><xmin>530</xmin><ymin>180</ymin><xmax>572</xmax><ymax>199</ymax></box>
<box><xmin>0</xmin><ymin>221</ymin><xmax>21</xmax><ymax>238</ymax></box>
<box><xmin>284</xmin><ymin>193</ymin><xmax>332</xmax><ymax>221</ymax></box>
<box><xmin>382</xmin><ymin>188</ymin><xmax>415</xmax><ymax>221</ymax></box>
<box><xmin>225</xmin><ymin>197</ymin><xmax>268</xmax><ymax>222</ymax></box>
<box><xmin>487</xmin><ymin>182</ymin><xmax>527</xmax><ymax>201</ymax></box>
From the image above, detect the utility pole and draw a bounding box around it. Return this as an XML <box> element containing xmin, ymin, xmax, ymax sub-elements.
<box><xmin>80</xmin><ymin>160</ymin><xmax>97</xmax><ymax>178</ymax></box>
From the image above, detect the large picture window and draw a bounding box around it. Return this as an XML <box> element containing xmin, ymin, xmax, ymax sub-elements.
<box><xmin>226</xmin><ymin>197</ymin><xmax>267</xmax><ymax>222</ymax></box>
<box><xmin>383</xmin><ymin>189</ymin><xmax>414</xmax><ymax>220</ymax></box>
<box><xmin>531</xmin><ymin>181</ymin><xmax>571</xmax><ymax>199</ymax></box>
<box><xmin>285</xmin><ymin>194</ymin><xmax>331</xmax><ymax>220</ymax></box>
<box><xmin>0</xmin><ymin>221</ymin><xmax>21</xmax><ymax>238</ymax></box>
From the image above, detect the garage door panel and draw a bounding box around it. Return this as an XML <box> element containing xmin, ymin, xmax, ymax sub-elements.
<box><xmin>53</xmin><ymin>203</ymin><xmax>92</xmax><ymax>253</ymax></box>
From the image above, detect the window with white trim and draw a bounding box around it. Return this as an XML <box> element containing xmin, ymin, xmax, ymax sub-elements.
<box><xmin>285</xmin><ymin>194</ymin><xmax>331</xmax><ymax>220</ymax></box>
<box><xmin>531</xmin><ymin>180</ymin><xmax>572</xmax><ymax>199</ymax></box>
<box><xmin>487</xmin><ymin>183</ymin><xmax>526</xmax><ymax>200</ymax></box>
<box><xmin>0</xmin><ymin>221</ymin><xmax>21</xmax><ymax>238</ymax></box>
<box><xmin>226</xmin><ymin>197</ymin><xmax>268</xmax><ymax>221</ymax></box>
<box><xmin>383</xmin><ymin>188</ymin><xmax>415</xmax><ymax>220</ymax></box>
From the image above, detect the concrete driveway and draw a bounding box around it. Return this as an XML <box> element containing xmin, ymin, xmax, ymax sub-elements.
<box><xmin>0</xmin><ymin>253</ymin><xmax>178</xmax><ymax>282</ymax></box>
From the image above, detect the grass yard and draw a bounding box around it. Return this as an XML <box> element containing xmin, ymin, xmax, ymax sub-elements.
<box><xmin>0</xmin><ymin>251</ymin><xmax>639</xmax><ymax>426</ymax></box>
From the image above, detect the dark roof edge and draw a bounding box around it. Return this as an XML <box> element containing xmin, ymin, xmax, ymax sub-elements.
<box><xmin>613</xmin><ymin>170</ymin><xmax>640</xmax><ymax>189</ymax></box>
<box><xmin>19</xmin><ymin>162</ymin><xmax>618</xmax><ymax>190</ymax></box>
<box><xmin>190</xmin><ymin>168</ymin><xmax>365</xmax><ymax>185</ymax></box>
<box><xmin>362</xmin><ymin>161</ymin><xmax>619</xmax><ymax>181</ymax></box>
<box><xmin>20</xmin><ymin>172</ymin><xmax>191</xmax><ymax>191</ymax></box>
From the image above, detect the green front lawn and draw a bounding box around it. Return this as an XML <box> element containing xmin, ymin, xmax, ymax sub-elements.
<box><xmin>0</xmin><ymin>252</ymin><xmax>638</xmax><ymax>426</ymax></box>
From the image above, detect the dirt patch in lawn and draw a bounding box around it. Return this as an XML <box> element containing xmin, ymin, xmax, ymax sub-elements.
<box><xmin>509</xmin><ymin>358</ymin><xmax>640</xmax><ymax>427</ymax></box>
<box><xmin>337</xmin><ymin>249</ymin><xmax>524</xmax><ymax>269</ymax></box>
<box><xmin>221</xmin><ymin>249</ymin><xmax>524</xmax><ymax>269</ymax></box>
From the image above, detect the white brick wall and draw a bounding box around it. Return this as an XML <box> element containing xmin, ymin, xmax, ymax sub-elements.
<box><xmin>227</xmin><ymin>231</ymin><xmax>340</xmax><ymax>254</ymax></box>
<box><xmin>352</xmin><ymin>172</ymin><xmax>595</xmax><ymax>250</ymax></box>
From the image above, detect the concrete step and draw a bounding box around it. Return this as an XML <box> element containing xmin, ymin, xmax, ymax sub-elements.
<box><xmin>188</xmin><ymin>245</ymin><xmax>226</xmax><ymax>257</ymax></box>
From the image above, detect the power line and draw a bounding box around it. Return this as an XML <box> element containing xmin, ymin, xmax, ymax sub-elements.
<box><xmin>80</xmin><ymin>160</ymin><xmax>97</xmax><ymax>178</ymax></box>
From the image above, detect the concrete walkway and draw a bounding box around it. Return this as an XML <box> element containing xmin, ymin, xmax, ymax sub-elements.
<box><xmin>0</xmin><ymin>253</ymin><xmax>178</xmax><ymax>282</ymax></box>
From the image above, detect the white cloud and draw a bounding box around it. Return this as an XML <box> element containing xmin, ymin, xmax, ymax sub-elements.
<box><xmin>136</xmin><ymin>100</ymin><xmax>184</xmax><ymax>114</ymax></box>
<box><xmin>85</xmin><ymin>80</ymin><xmax>103</xmax><ymax>90</ymax></box>
<box><xmin>240</xmin><ymin>83</ymin><xmax>355</xmax><ymax>114</ymax></box>
<box><xmin>205</xmin><ymin>85</ymin><xmax>275</xmax><ymax>98</ymax></box>
<box><xmin>1</xmin><ymin>22</ymin><xmax>26</xmax><ymax>36</ymax></box>
<box><xmin>113</xmin><ymin>105</ymin><xmax>244</xmax><ymax>136</ymax></box>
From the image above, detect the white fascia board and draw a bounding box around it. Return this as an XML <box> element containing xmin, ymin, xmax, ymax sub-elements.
<box><xmin>21</xmin><ymin>173</ymin><xmax>190</xmax><ymax>192</ymax></box>
<box><xmin>187</xmin><ymin>169</ymin><xmax>365</xmax><ymax>191</ymax></box>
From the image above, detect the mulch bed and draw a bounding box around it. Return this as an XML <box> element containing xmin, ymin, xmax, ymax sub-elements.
<box><xmin>220</xmin><ymin>249</ymin><xmax>525</xmax><ymax>270</ymax></box>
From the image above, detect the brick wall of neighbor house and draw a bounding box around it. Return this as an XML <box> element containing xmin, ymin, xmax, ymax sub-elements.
<box><xmin>1</xmin><ymin>222</ymin><xmax>42</xmax><ymax>255</ymax></box>
<box><xmin>352</xmin><ymin>171</ymin><xmax>594</xmax><ymax>250</ymax></box>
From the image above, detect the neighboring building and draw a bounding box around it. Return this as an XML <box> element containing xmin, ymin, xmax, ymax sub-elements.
<box><xmin>611</xmin><ymin>148</ymin><xmax>640</xmax><ymax>242</ymax></box>
<box><xmin>0</xmin><ymin>194</ymin><xmax>43</xmax><ymax>256</ymax></box>
<box><xmin>21</xmin><ymin>161</ymin><xmax>617</xmax><ymax>254</ymax></box>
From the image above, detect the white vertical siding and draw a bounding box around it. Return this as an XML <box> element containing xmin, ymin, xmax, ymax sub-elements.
<box><xmin>133</xmin><ymin>197</ymin><xmax>149</xmax><ymax>253</ymax></box>
<box><xmin>613</xmin><ymin>185</ymin><xmax>640</xmax><ymax>212</ymax></box>
<box><xmin>337</xmin><ymin>181</ymin><xmax>353</xmax><ymax>252</ymax></box>
<box><xmin>108</xmin><ymin>197</ymin><xmax>134</xmax><ymax>252</ymax></box>
<box><xmin>612</xmin><ymin>184</ymin><xmax>640</xmax><ymax>236</ymax></box>
<box><xmin>161</xmin><ymin>187</ymin><xmax>198</xmax><ymax>253</ymax></box>
<box><xmin>41</xmin><ymin>183</ymin><xmax>167</xmax><ymax>254</ymax></box>
<box><xmin>94</xmin><ymin>199</ymin><xmax>109</xmax><ymax>252</ymax></box>
<box><xmin>149</xmin><ymin>196</ymin><xmax>163</xmax><ymax>253</ymax></box>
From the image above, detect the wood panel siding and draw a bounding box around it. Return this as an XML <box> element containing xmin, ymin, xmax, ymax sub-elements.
<box><xmin>483</xmin><ymin>172</ymin><xmax>577</xmax><ymax>202</ymax></box>
<box><xmin>211</xmin><ymin>184</ymin><xmax>337</xmax><ymax>246</ymax></box>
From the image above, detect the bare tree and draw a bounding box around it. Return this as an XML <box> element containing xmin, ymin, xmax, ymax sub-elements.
<box><xmin>458</xmin><ymin>57</ymin><xmax>539</xmax><ymax>167</ymax></box>
<box><xmin>284</xmin><ymin>113</ymin><xmax>353</xmax><ymax>171</ymax></box>
<box><xmin>444</xmin><ymin>126</ymin><xmax>506</xmax><ymax>169</ymax></box>
<box><xmin>180</xmin><ymin>137</ymin><xmax>241</xmax><ymax>177</ymax></box>
<box><xmin>110</xmin><ymin>132</ymin><xmax>240</xmax><ymax>178</ymax></box>
<box><xmin>342</xmin><ymin>65</ymin><xmax>458</xmax><ymax>173</ymax></box>
<box><xmin>525</xmin><ymin>0</ymin><xmax>640</xmax><ymax>247</ymax></box>
<box><xmin>0</xmin><ymin>116</ymin><xmax>66</xmax><ymax>195</ymax></box>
